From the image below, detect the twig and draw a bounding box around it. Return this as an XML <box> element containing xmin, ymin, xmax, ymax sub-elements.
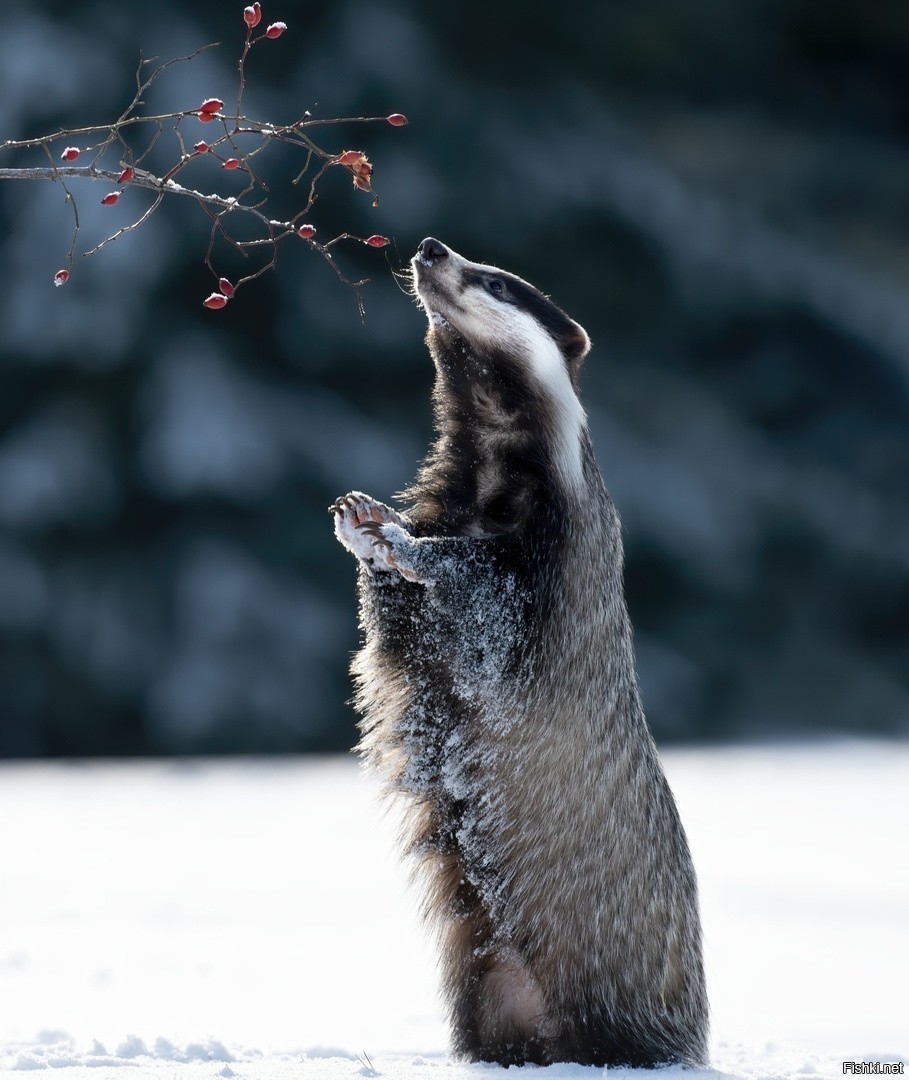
<box><xmin>84</xmin><ymin>191</ymin><xmax>165</xmax><ymax>256</ymax></box>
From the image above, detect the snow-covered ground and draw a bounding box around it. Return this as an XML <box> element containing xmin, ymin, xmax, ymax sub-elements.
<box><xmin>0</xmin><ymin>742</ymin><xmax>906</xmax><ymax>1079</ymax></box>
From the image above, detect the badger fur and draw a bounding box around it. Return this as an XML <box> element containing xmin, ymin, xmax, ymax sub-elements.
<box><xmin>330</xmin><ymin>237</ymin><xmax>709</xmax><ymax>1068</ymax></box>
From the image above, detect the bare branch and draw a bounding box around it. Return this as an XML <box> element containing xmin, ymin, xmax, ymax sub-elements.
<box><xmin>135</xmin><ymin>120</ymin><xmax>165</xmax><ymax>167</ymax></box>
<box><xmin>83</xmin><ymin>191</ymin><xmax>165</xmax><ymax>256</ymax></box>
<box><xmin>0</xmin><ymin>164</ymin><xmax>287</xmax><ymax>222</ymax></box>
<box><xmin>117</xmin><ymin>43</ymin><xmax>221</xmax><ymax>126</ymax></box>
<box><xmin>39</xmin><ymin>141</ymin><xmax>80</xmax><ymax>270</ymax></box>
<box><xmin>0</xmin><ymin>20</ymin><xmax>405</xmax><ymax>314</ymax></box>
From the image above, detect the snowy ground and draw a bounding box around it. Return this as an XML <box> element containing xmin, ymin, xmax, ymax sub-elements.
<box><xmin>0</xmin><ymin>742</ymin><xmax>906</xmax><ymax>1080</ymax></box>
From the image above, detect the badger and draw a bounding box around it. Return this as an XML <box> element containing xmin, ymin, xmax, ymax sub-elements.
<box><xmin>330</xmin><ymin>237</ymin><xmax>708</xmax><ymax>1068</ymax></box>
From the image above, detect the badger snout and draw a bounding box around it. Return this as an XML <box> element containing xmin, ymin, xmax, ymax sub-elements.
<box><xmin>417</xmin><ymin>237</ymin><xmax>449</xmax><ymax>265</ymax></box>
<box><xmin>411</xmin><ymin>239</ymin><xmax>467</xmax><ymax>334</ymax></box>
<box><xmin>412</xmin><ymin>238</ymin><xmax>458</xmax><ymax>315</ymax></box>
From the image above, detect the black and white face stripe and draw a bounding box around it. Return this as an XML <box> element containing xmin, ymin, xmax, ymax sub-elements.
<box><xmin>459</xmin><ymin>267</ymin><xmax>590</xmax><ymax>371</ymax></box>
<box><xmin>412</xmin><ymin>239</ymin><xmax>592</xmax><ymax>494</ymax></box>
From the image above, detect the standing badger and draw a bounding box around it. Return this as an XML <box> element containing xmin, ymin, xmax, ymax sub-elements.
<box><xmin>331</xmin><ymin>238</ymin><xmax>708</xmax><ymax>1068</ymax></box>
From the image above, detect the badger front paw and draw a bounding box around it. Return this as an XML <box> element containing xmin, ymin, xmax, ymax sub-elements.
<box><xmin>330</xmin><ymin>492</ymin><xmax>428</xmax><ymax>583</ymax></box>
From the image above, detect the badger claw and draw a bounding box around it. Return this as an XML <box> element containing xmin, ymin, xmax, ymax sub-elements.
<box><xmin>358</xmin><ymin>520</ymin><xmax>393</xmax><ymax>550</ymax></box>
<box><xmin>331</xmin><ymin>491</ymin><xmax>427</xmax><ymax>583</ymax></box>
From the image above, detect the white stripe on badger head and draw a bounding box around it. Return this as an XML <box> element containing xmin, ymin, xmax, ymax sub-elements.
<box><xmin>514</xmin><ymin>309</ymin><xmax>588</xmax><ymax>494</ymax></box>
<box><xmin>455</xmin><ymin>298</ymin><xmax>588</xmax><ymax>493</ymax></box>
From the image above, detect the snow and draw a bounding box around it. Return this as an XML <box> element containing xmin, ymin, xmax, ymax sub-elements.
<box><xmin>0</xmin><ymin>742</ymin><xmax>906</xmax><ymax>1079</ymax></box>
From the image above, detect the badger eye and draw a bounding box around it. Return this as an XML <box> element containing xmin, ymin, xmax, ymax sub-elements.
<box><xmin>486</xmin><ymin>277</ymin><xmax>505</xmax><ymax>298</ymax></box>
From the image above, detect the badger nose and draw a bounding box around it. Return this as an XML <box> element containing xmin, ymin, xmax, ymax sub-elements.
<box><xmin>418</xmin><ymin>237</ymin><xmax>448</xmax><ymax>261</ymax></box>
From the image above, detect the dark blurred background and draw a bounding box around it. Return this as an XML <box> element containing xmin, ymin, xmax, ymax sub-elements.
<box><xmin>1</xmin><ymin>0</ymin><xmax>907</xmax><ymax>756</ymax></box>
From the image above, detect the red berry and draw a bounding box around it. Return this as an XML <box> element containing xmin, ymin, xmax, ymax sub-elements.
<box><xmin>100</xmin><ymin>192</ymin><xmax>120</xmax><ymax>206</ymax></box>
<box><xmin>197</xmin><ymin>111</ymin><xmax>215</xmax><ymax>123</ymax></box>
<box><xmin>222</xmin><ymin>158</ymin><xmax>241</xmax><ymax>170</ymax></box>
<box><xmin>60</xmin><ymin>146</ymin><xmax>80</xmax><ymax>162</ymax></box>
<box><xmin>53</xmin><ymin>269</ymin><xmax>70</xmax><ymax>287</ymax></box>
<box><xmin>218</xmin><ymin>278</ymin><xmax>235</xmax><ymax>297</ymax></box>
<box><xmin>117</xmin><ymin>167</ymin><xmax>134</xmax><ymax>184</ymax></box>
<box><xmin>386</xmin><ymin>114</ymin><xmax>408</xmax><ymax>127</ymax></box>
<box><xmin>243</xmin><ymin>3</ymin><xmax>262</xmax><ymax>27</ymax></box>
<box><xmin>203</xmin><ymin>293</ymin><xmax>229</xmax><ymax>309</ymax></box>
<box><xmin>264</xmin><ymin>21</ymin><xmax>287</xmax><ymax>38</ymax></box>
<box><xmin>365</xmin><ymin>235</ymin><xmax>388</xmax><ymax>248</ymax></box>
<box><xmin>193</xmin><ymin>141</ymin><xmax>210</xmax><ymax>154</ymax></box>
<box><xmin>296</xmin><ymin>224</ymin><xmax>316</xmax><ymax>239</ymax></box>
<box><xmin>353</xmin><ymin>175</ymin><xmax>371</xmax><ymax>192</ymax></box>
<box><xmin>337</xmin><ymin>149</ymin><xmax>363</xmax><ymax>166</ymax></box>
<box><xmin>199</xmin><ymin>98</ymin><xmax>224</xmax><ymax>114</ymax></box>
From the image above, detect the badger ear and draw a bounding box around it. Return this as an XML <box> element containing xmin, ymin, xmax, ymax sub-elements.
<box><xmin>563</xmin><ymin>320</ymin><xmax>591</xmax><ymax>366</ymax></box>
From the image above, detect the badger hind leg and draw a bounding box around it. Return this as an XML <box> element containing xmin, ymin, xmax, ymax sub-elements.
<box><xmin>474</xmin><ymin>950</ymin><xmax>557</xmax><ymax>1065</ymax></box>
<box><xmin>550</xmin><ymin>997</ymin><xmax>709</xmax><ymax>1069</ymax></box>
<box><xmin>448</xmin><ymin>946</ymin><xmax>557</xmax><ymax>1066</ymax></box>
<box><xmin>451</xmin><ymin>948</ymin><xmax>705</xmax><ymax>1068</ymax></box>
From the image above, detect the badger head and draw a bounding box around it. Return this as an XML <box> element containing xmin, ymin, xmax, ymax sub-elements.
<box><xmin>411</xmin><ymin>238</ymin><xmax>592</xmax><ymax>495</ymax></box>
<box><xmin>412</xmin><ymin>237</ymin><xmax>590</xmax><ymax>376</ymax></box>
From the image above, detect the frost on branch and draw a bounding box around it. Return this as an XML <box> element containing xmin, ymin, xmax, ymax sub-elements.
<box><xmin>0</xmin><ymin>4</ymin><xmax>410</xmax><ymax>317</ymax></box>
